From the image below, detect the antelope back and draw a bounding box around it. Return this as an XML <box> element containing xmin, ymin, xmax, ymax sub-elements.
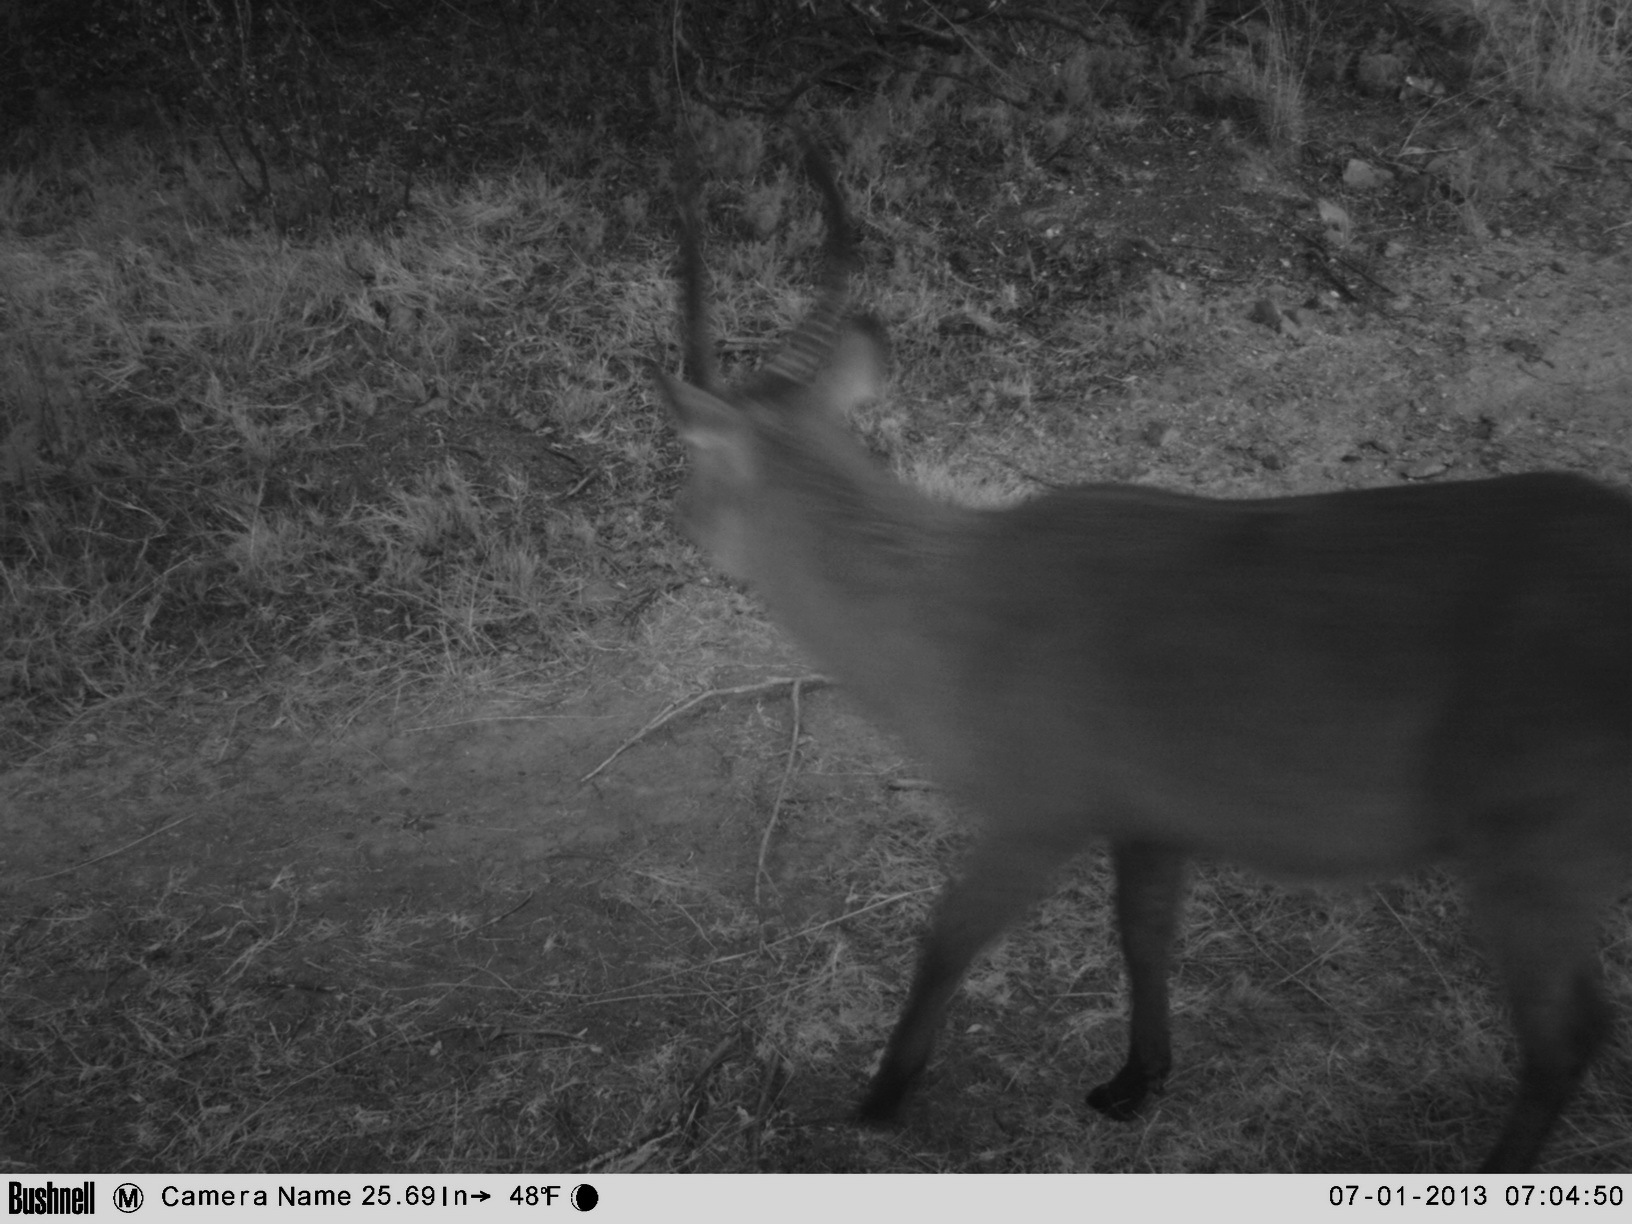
<box><xmin>653</xmin><ymin>140</ymin><xmax>1631</xmax><ymax>1174</ymax></box>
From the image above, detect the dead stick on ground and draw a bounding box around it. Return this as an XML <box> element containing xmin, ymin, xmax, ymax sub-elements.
<box><xmin>24</xmin><ymin>811</ymin><xmax>201</xmax><ymax>883</ymax></box>
<box><xmin>578</xmin><ymin>887</ymin><xmax>938</xmax><ymax>1006</ymax></box>
<box><xmin>755</xmin><ymin>676</ymin><xmax>808</xmax><ymax>907</ymax></box>
<box><xmin>579</xmin><ymin>675</ymin><xmax>829</xmax><ymax>784</ymax></box>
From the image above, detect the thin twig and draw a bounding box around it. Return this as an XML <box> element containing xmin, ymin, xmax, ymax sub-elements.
<box><xmin>679</xmin><ymin>1032</ymin><xmax>742</xmax><ymax>1143</ymax></box>
<box><xmin>584</xmin><ymin>1127</ymin><xmax>680</xmax><ymax>1174</ymax></box>
<box><xmin>496</xmin><ymin>1027</ymin><xmax>596</xmax><ymax>1044</ymax></box>
<box><xmin>747</xmin><ymin>1051</ymin><xmax>787</xmax><ymax>1163</ymax></box>
<box><xmin>884</xmin><ymin>776</ymin><xmax>938</xmax><ymax>792</ymax></box>
<box><xmin>24</xmin><ymin>811</ymin><xmax>202</xmax><ymax>883</ymax></box>
<box><xmin>981</xmin><ymin>4</ymin><xmax>1125</xmax><ymax>44</ymax></box>
<box><xmin>755</xmin><ymin>676</ymin><xmax>808</xmax><ymax>907</ymax></box>
<box><xmin>1326</xmin><ymin>248</ymin><xmax>1398</xmax><ymax>298</ymax></box>
<box><xmin>580</xmin><ymin>675</ymin><xmax>829</xmax><ymax>783</ymax></box>
<box><xmin>1372</xmin><ymin>885</ymin><xmax>1454</xmax><ymax>996</ymax></box>
<box><xmin>579</xmin><ymin>887</ymin><xmax>936</xmax><ymax>1007</ymax></box>
<box><xmin>553</xmin><ymin>469</ymin><xmax>598</xmax><ymax>501</ymax></box>
<box><xmin>454</xmin><ymin>891</ymin><xmax>535</xmax><ymax>940</ymax></box>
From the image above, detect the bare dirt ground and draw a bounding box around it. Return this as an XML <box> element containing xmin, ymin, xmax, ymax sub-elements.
<box><xmin>4</xmin><ymin>133</ymin><xmax>1630</xmax><ymax>1173</ymax></box>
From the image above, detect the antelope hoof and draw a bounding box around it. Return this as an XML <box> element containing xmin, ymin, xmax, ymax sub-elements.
<box><xmin>1086</xmin><ymin>1068</ymin><xmax>1159</xmax><ymax>1121</ymax></box>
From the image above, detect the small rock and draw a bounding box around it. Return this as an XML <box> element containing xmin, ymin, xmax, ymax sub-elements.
<box><xmin>1248</xmin><ymin>297</ymin><xmax>1292</xmax><ymax>333</ymax></box>
<box><xmin>1402</xmin><ymin>459</ymin><xmax>1449</xmax><ymax>480</ymax></box>
<box><xmin>1425</xmin><ymin>152</ymin><xmax>1473</xmax><ymax>196</ymax></box>
<box><xmin>1401</xmin><ymin>74</ymin><xmax>1446</xmax><ymax>101</ymax></box>
<box><xmin>1501</xmin><ymin>336</ymin><xmax>1547</xmax><ymax>363</ymax></box>
<box><xmin>1317</xmin><ymin>198</ymin><xmax>1353</xmax><ymax>248</ymax></box>
<box><xmin>1343</xmin><ymin>158</ymin><xmax>1393</xmax><ymax>190</ymax></box>
<box><xmin>1399</xmin><ymin>172</ymin><xmax>1435</xmax><ymax>206</ymax></box>
<box><xmin>1356</xmin><ymin>52</ymin><xmax>1407</xmax><ymax>97</ymax></box>
<box><xmin>1141</xmin><ymin>420</ymin><xmax>1177</xmax><ymax>448</ymax></box>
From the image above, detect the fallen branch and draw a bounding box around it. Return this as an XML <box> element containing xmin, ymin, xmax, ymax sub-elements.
<box><xmin>580</xmin><ymin>675</ymin><xmax>829</xmax><ymax>784</ymax></box>
<box><xmin>755</xmin><ymin>675</ymin><xmax>811</xmax><ymax>907</ymax></box>
<box><xmin>24</xmin><ymin>811</ymin><xmax>202</xmax><ymax>883</ymax></box>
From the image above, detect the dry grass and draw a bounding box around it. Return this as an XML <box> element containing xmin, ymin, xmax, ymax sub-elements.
<box><xmin>7</xmin><ymin>781</ymin><xmax>1627</xmax><ymax>1172</ymax></box>
<box><xmin>12</xmin><ymin>2</ymin><xmax>1623</xmax><ymax>761</ymax></box>
<box><xmin>2</xmin><ymin>881</ymin><xmax>613</xmax><ymax>1170</ymax></box>
<box><xmin>1468</xmin><ymin>0</ymin><xmax>1632</xmax><ymax>110</ymax></box>
<box><xmin>0</xmin><ymin>139</ymin><xmax>688</xmax><ymax>760</ymax></box>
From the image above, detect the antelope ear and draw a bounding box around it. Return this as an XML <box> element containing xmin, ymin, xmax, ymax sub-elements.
<box><xmin>809</xmin><ymin>318</ymin><xmax>888</xmax><ymax>417</ymax></box>
<box><xmin>652</xmin><ymin>364</ymin><xmax>756</xmax><ymax>478</ymax></box>
<box><xmin>653</xmin><ymin>364</ymin><xmax>734</xmax><ymax>431</ymax></box>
